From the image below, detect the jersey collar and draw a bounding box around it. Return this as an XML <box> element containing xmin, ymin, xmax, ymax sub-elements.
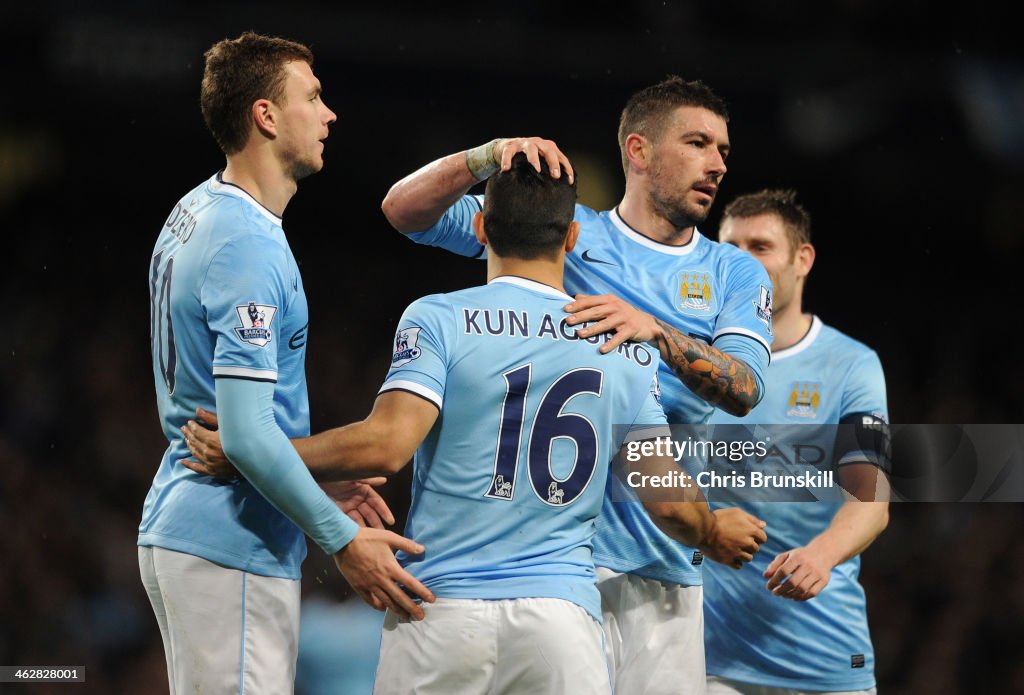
<box><xmin>209</xmin><ymin>172</ymin><xmax>284</xmax><ymax>226</ymax></box>
<box><xmin>772</xmin><ymin>315</ymin><xmax>822</xmax><ymax>361</ymax></box>
<box><xmin>489</xmin><ymin>276</ymin><xmax>573</xmax><ymax>301</ymax></box>
<box><xmin>609</xmin><ymin>207</ymin><xmax>702</xmax><ymax>256</ymax></box>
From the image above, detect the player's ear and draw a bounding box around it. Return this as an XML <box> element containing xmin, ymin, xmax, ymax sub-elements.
<box><xmin>565</xmin><ymin>220</ymin><xmax>580</xmax><ymax>253</ymax></box>
<box><xmin>624</xmin><ymin>133</ymin><xmax>650</xmax><ymax>173</ymax></box>
<box><xmin>252</xmin><ymin>99</ymin><xmax>277</xmax><ymax>139</ymax></box>
<box><xmin>797</xmin><ymin>242</ymin><xmax>815</xmax><ymax>278</ymax></box>
<box><xmin>473</xmin><ymin>211</ymin><xmax>488</xmax><ymax>246</ymax></box>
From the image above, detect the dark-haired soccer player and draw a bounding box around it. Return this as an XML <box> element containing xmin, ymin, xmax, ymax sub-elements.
<box><xmin>706</xmin><ymin>189</ymin><xmax>889</xmax><ymax>695</ymax></box>
<box><xmin>380</xmin><ymin>76</ymin><xmax>771</xmax><ymax>694</ymax></box>
<box><xmin>138</xmin><ymin>32</ymin><xmax>430</xmax><ymax>694</ymax></box>
<box><xmin>185</xmin><ymin>153</ymin><xmax>717</xmax><ymax>694</ymax></box>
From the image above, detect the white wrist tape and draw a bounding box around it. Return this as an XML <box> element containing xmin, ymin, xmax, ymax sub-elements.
<box><xmin>465</xmin><ymin>139</ymin><xmax>502</xmax><ymax>181</ymax></box>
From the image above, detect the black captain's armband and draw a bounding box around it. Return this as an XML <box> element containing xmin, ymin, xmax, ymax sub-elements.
<box><xmin>834</xmin><ymin>412</ymin><xmax>891</xmax><ymax>473</ymax></box>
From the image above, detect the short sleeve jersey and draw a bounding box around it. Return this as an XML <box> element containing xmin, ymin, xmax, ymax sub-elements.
<box><xmin>380</xmin><ymin>276</ymin><xmax>667</xmax><ymax>621</ymax></box>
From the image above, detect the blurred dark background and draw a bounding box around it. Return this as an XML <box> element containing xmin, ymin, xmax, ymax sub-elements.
<box><xmin>2</xmin><ymin>2</ymin><xmax>1023</xmax><ymax>693</ymax></box>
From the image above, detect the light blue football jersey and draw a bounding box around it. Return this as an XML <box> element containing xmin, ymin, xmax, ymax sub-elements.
<box><xmin>380</xmin><ymin>276</ymin><xmax>667</xmax><ymax>622</ymax></box>
<box><xmin>408</xmin><ymin>197</ymin><xmax>773</xmax><ymax>585</ymax></box>
<box><xmin>704</xmin><ymin>315</ymin><xmax>888</xmax><ymax>691</ymax></box>
<box><xmin>138</xmin><ymin>173</ymin><xmax>315</xmax><ymax>579</ymax></box>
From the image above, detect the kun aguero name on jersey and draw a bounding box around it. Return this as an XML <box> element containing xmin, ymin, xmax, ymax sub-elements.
<box><xmin>462</xmin><ymin>308</ymin><xmax>654</xmax><ymax>365</ymax></box>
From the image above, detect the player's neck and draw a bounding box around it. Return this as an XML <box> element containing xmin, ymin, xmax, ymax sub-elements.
<box><xmin>222</xmin><ymin>152</ymin><xmax>298</xmax><ymax>218</ymax></box>
<box><xmin>771</xmin><ymin>305</ymin><xmax>813</xmax><ymax>352</ymax></box>
<box><xmin>617</xmin><ymin>191</ymin><xmax>695</xmax><ymax>246</ymax></box>
<box><xmin>486</xmin><ymin>255</ymin><xmax>567</xmax><ymax>295</ymax></box>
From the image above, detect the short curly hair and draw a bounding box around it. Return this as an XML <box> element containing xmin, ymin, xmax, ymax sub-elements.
<box><xmin>617</xmin><ymin>76</ymin><xmax>729</xmax><ymax>176</ymax></box>
<box><xmin>200</xmin><ymin>32</ymin><xmax>314</xmax><ymax>155</ymax></box>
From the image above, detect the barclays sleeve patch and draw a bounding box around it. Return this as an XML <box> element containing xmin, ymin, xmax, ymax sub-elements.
<box><xmin>392</xmin><ymin>326</ymin><xmax>424</xmax><ymax>367</ymax></box>
<box><xmin>753</xmin><ymin>285</ymin><xmax>773</xmax><ymax>335</ymax></box>
<box><xmin>234</xmin><ymin>302</ymin><xmax>277</xmax><ymax>347</ymax></box>
<box><xmin>650</xmin><ymin>374</ymin><xmax>663</xmax><ymax>406</ymax></box>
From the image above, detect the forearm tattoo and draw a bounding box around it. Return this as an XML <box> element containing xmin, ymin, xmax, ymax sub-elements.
<box><xmin>653</xmin><ymin>319</ymin><xmax>761</xmax><ymax>416</ymax></box>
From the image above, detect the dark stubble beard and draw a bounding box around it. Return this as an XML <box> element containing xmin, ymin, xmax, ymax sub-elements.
<box><xmin>648</xmin><ymin>163</ymin><xmax>713</xmax><ymax>231</ymax></box>
<box><xmin>649</xmin><ymin>187</ymin><xmax>710</xmax><ymax>231</ymax></box>
<box><xmin>288</xmin><ymin>158</ymin><xmax>319</xmax><ymax>182</ymax></box>
<box><xmin>283</xmin><ymin>139</ymin><xmax>321</xmax><ymax>182</ymax></box>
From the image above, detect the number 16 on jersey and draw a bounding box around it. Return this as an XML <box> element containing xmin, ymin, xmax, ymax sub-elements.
<box><xmin>486</xmin><ymin>364</ymin><xmax>604</xmax><ymax>507</ymax></box>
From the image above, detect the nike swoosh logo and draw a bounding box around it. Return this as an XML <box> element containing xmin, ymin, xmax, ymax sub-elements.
<box><xmin>581</xmin><ymin>249</ymin><xmax>615</xmax><ymax>266</ymax></box>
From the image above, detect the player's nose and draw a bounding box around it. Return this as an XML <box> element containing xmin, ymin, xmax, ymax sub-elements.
<box><xmin>323</xmin><ymin>103</ymin><xmax>338</xmax><ymax>126</ymax></box>
<box><xmin>708</xmin><ymin>150</ymin><xmax>727</xmax><ymax>178</ymax></box>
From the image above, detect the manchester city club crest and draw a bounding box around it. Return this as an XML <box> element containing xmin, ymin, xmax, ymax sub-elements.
<box><xmin>392</xmin><ymin>326</ymin><xmax>423</xmax><ymax>367</ymax></box>
<box><xmin>786</xmin><ymin>382</ymin><xmax>821</xmax><ymax>419</ymax></box>
<box><xmin>675</xmin><ymin>270</ymin><xmax>717</xmax><ymax>316</ymax></box>
<box><xmin>233</xmin><ymin>302</ymin><xmax>277</xmax><ymax>347</ymax></box>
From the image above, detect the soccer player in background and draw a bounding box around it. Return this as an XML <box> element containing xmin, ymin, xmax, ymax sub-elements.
<box><xmin>705</xmin><ymin>189</ymin><xmax>890</xmax><ymax>695</ymax></box>
<box><xmin>380</xmin><ymin>76</ymin><xmax>771</xmax><ymax>694</ymax></box>
<box><xmin>138</xmin><ymin>32</ymin><xmax>431</xmax><ymax>694</ymax></box>
<box><xmin>184</xmin><ymin>153</ymin><xmax>718</xmax><ymax>694</ymax></box>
